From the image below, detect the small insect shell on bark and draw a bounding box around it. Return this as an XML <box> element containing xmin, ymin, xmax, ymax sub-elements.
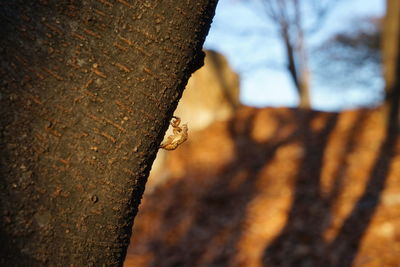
<box><xmin>160</xmin><ymin>116</ymin><xmax>188</xmax><ymax>150</ymax></box>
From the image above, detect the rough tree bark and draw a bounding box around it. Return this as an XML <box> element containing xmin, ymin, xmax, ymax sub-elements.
<box><xmin>0</xmin><ymin>0</ymin><xmax>217</xmax><ymax>266</ymax></box>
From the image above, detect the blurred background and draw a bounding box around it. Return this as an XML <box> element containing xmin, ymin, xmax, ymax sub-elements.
<box><xmin>125</xmin><ymin>0</ymin><xmax>400</xmax><ymax>266</ymax></box>
<box><xmin>204</xmin><ymin>0</ymin><xmax>385</xmax><ymax>110</ymax></box>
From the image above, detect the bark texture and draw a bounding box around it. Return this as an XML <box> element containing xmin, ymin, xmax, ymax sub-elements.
<box><xmin>0</xmin><ymin>0</ymin><xmax>217</xmax><ymax>266</ymax></box>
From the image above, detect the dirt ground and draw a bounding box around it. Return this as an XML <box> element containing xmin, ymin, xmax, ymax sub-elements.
<box><xmin>124</xmin><ymin>107</ymin><xmax>400</xmax><ymax>267</ymax></box>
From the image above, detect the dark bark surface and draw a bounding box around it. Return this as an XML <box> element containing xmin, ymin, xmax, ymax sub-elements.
<box><xmin>0</xmin><ymin>0</ymin><xmax>217</xmax><ymax>266</ymax></box>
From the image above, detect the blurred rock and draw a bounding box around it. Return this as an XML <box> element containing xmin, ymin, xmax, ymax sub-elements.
<box><xmin>175</xmin><ymin>50</ymin><xmax>240</xmax><ymax>131</ymax></box>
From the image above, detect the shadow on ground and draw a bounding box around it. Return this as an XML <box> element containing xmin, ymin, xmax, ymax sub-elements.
<box><xmin>125</xmin><ymin>107</ymin><xmax>400</xmax><ymax>267</ymax></box>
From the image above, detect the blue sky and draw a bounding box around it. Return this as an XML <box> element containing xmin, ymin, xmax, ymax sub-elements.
<box><xmin>204</xmin><ymin>0</ymin><xmax>386</xmax><ymax>111</ymax></box>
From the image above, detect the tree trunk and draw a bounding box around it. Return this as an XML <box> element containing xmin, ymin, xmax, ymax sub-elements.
<box><xmin>382</xmin><ymin>0</ymin><xmax>400</xmax><ymax>93</ymax></box>
<box><xmin>0</xmin><ymin>0</ymin><xmax>217</xmax><ymax>266</ymax></box>
<box><xmin>294</xmin><ymin>0</ymin><xmax>311</xmax><ymax>109</ymax></box>
<box><xmin>382</xmin><ymin>0</ymin><xmax>400</xmax><ymax>130</ymax></box>
<box><xmin>279</xmin><ymin>3</ymin><xmax>311</xmax><ymax>109</ymax></box>
<box><xmin>282</xmin><ymin>33</ymin><xmax>310</xmax><ymax>109</ymax></box>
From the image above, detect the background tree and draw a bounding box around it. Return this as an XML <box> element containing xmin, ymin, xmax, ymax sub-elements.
<box><xmin>0</xmin><ymin>0</ymin><xmax>217</xmax><ymax>266</ymax></box>
<box><xmin>382</xmin><ymin>0</ymin><xmax>400</xmax><ymax>129</ymax></box>
<box><xmin>316</xmin><ymin>0</ymin><xmax>400</xmax><ymax>120</ymax></box>
<box><xmin>247</xmin><ymin>0</ymin><xmax>339</xmax><ymax>108</ymax></box>
<box><xmin>313</xmin><ymin>16</ymin><xmax>382</xmax><ymax>104</ymax></box>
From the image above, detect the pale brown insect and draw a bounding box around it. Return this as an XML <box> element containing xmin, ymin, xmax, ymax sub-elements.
<box><xmin>160</xmin><ymin>116</ymin><xmax>188</xmax><ymax>150</ymax></box>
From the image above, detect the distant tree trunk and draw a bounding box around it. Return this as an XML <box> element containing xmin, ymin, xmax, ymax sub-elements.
<box><xmin>382</xmin><ymin>0</ymin><xmax>400</xmax><ymax>130</ymax></box>
<box><xmin>266</xmin><ymin>0</ymin><xmax>312</xmax><ymax>109</ymax></box>
<box><xmin>0</xmin><ymin>0</ymin><xmax>217</xmax><ymax>266</ymax></box>
<box><xmin>297</xmin><ymin>58</ymin><xmax>311</xmax><ymax>109</ymax></box>
<box><xmin>293</xmin><ymin>0</ymin><xmax>311</xmax><ymax>109</ymax></box>
<box><xmin>280</xmin><ymin>22</ymin><xmax>311</xmax><ymax>109</ymax></box>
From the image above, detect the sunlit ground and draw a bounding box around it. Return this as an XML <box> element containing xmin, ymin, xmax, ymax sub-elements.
<box><xmin>125</xmin><ymin>107</ymin><xmax>400</xmax><ymax>267</ymax></box>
